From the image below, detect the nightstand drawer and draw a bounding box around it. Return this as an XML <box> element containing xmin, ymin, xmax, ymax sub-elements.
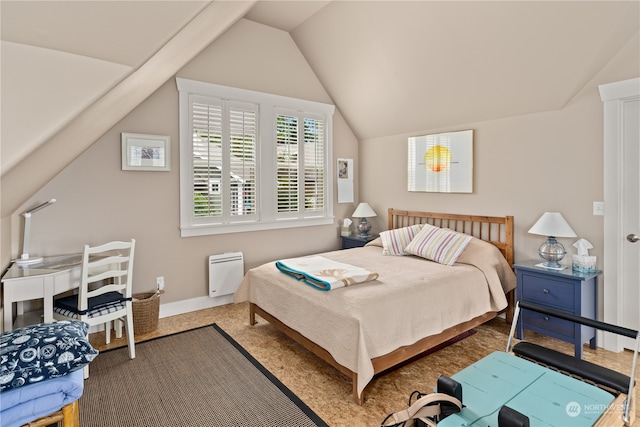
<box><xmin>341</xmin><ymin>235</ymin><xmax>377</xmax><ymax>249</ymax></box>
<box><xmin>520</xmin><ymin>274</ymin><xmax>575</xmax><ymax>311</ymax></box>
<box><xmin>522</xmin><ymin>310</ymin><xmax>575</xmax><ymax>338</ymax></box>
<box><xmin>343</xmin><ymin>239</ymin><xmax>365</xmax><ymax>249</ymax></box>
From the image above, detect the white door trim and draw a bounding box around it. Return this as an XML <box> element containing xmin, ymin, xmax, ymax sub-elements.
<box><xmin>600</xmin><ymin>77</ymin><xmax>640</xmax><ymax>352</ymax></box>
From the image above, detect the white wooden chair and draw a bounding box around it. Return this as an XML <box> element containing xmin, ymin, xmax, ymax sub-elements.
<box><xmin>53</xmin><ymin>240</ymin><xmax>136</xmax><ymax>368</ymax></box>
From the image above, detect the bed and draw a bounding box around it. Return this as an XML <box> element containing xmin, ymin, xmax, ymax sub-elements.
<box><xmin>0</xmin><ymin>321</ymin><xmax>95</xmax><ymax>427</ymax></box>
<box><xmin>235</xmin><ymin>208</ymin><xmax>516</xmax><ymax>404</ymax></box>
<box><xmin>0</xmin><ymin>370</ymin><xmax>83</xmax><ymax>427</ymax></box>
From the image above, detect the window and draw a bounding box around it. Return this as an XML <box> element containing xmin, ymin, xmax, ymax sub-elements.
<box><xmin>177</xmin><ymin>78</ymin><xmax>334</xmax><ymax>236</ymax></box>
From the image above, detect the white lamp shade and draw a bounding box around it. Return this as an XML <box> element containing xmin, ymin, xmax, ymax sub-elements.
<box><xmin>352</xmin><ymin>202</ymin><xmax>377</xmax><ymax>218</ymax></box>
<box><xmin>528</xmin><ymin>212</ymin><xmax>577</xmax><ymax>237</ymax></box>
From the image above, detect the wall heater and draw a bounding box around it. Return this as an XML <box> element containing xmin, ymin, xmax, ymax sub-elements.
<box><xmin>208</xmin><ymin>252</ymin><xmax>244</xmax><ymax>298</ymax></box>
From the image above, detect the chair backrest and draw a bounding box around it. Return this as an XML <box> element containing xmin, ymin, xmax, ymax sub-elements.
<box><xmin>77</xmin><ymin>240</ymin><xmax>135</xmax><ymax>312</ymax></box>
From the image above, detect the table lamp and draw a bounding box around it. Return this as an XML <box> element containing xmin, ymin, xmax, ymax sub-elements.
<box><xmin>15</xmin><ymin>198</ymin><xmax>57</xmax><ymax>265</ymax></box>
<box><xmin>352</xmin><ymin>202</ymin><xmax>377</xmax><ymax>237</ymax></box>
<box><xmin>528</xmin><ymin>212</ymin><xmax>576</xmax><ymax>268</ymax></box>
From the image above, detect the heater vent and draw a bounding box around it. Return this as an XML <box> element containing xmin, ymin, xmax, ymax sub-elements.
<box><xmin>208</xmin><ymin>252</ymin><xmax>244</xmax><ymax>297</ymax></box>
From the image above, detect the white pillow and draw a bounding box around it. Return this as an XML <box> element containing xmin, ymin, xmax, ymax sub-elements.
<box><xmin>405</xmin><ymin>223</ymin><xmax>473</xmax><ymax>265</ymax></box>
<box><xmin>379</xmin><ymin>224</ymin><xmax>423</xmax><ymax>255</ymax></box>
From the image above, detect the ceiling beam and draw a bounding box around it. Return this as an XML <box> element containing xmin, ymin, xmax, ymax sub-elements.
<box><xmin>1</xmin><ymin>0</ymin><xmax>257</xmax><ymax>217</ymax></box>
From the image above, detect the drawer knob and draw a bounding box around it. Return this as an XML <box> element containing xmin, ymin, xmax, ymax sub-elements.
<box><xmin>544</xmin><ymin>316</ymin><xmax>549</xmax><ymax>321</ymax></box>
<box><xmin>543</xmin><ymin>289</ymin><xmax>549</xmax><ymax>294</ymax></box>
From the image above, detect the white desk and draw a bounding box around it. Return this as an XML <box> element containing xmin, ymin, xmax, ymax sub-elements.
<box><xmin>1</xmin><ymin>254</ymin><xmax>82</xmax><ymax>331</ymax></box>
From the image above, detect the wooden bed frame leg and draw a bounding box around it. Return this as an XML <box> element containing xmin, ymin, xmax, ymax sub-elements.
<box><xmin>249</xmin><ymin>303</ymin><xmax>256</xmax><ymax>325</ymax></box>
<box><xmin>62</xmin><ymin>400</ymin><xmax>80</xmax><ymax>427</ymax></box>
<box><xmin>505</xmin><ymin>290</ymin><xmax>515</xmax><ymax>324</ymax></box>
<box><xmin>353</xmin><ymin>379</ymin><xmax>363</xmax><ymax>405</ymax></box>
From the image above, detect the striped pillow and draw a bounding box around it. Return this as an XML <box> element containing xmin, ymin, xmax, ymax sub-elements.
<box><xmin>405</xmin><ymin>224</ymin><xmax>473</xmax><ymax>265</ymax></box>
<box><xmin>379</xmin><ymin>224</ymin><xmax>424</xmax><ymax>255</ymax></box>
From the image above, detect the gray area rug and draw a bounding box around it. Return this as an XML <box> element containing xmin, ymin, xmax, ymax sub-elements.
<box><xmin>79</xmin><ymin>324</ymin><xmax>328</xmax><ymax>427</ymax></box>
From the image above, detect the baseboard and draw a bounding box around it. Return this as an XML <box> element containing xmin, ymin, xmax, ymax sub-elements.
<box><xmin>158</xmin><ymin>294</ymin><xmax>234</xmax><ymax>319</ymax></box>
<box><xmin>13</xmin><ymin>295</ymin><xmax>234</xmax><ymax>335</ymax></box>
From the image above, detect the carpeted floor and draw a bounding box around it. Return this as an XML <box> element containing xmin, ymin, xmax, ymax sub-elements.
<box><xmin>90</xmin><ymin>301</ymin><xmax>639</xmax><ymax>426</ymax></box>
<box><xmin>80</xmin><ymin>324</ymin><xmax>327</xmax><ymax>427</ymax></box>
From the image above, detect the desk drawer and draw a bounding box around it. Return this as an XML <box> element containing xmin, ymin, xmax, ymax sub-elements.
<box><xmin>520</xmin><ymin>274</ymin><xmax>574</xmax><ymax>312</ymax></box>
<box><xmin>53</xmin><ymin>267</ymin><xmax>81</xmax><ymax>294</ymax></box>
<box><xmin>3</xmin><ymin>276</ymin><xmax>46</xmax><ymax>300</ymax></box>
<box><xmin>522</xmin><ymin>310</ymin><xmax>575</xmax><ymax>339</ymax></box>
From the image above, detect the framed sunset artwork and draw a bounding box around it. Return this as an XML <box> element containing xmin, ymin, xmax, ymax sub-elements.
<box><xmin>407</xmin><ymin>129</ymin><xmax>473</xmax><ymax>193</ymax></box>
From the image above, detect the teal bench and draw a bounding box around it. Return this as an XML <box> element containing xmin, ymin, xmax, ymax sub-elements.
<box><xmin>438</xmin><ymin>350</ymin><xmax>616</xmax><ymax>426</ymax></box>
<box><xmin>383</xmin><ymin>301</ymin><xmax>637</xmax><ymax>426</ymax></box>
<box><xmin>439</xmin><ymin>300</ymin><xmax>638</xmax><ymax>426</ymax></box>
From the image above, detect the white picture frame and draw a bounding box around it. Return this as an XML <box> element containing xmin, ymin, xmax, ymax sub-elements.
<box><xmin>408</xmin><ymin>129</ymin><xmax>473</xmax><ymax>193</ymax></box>
<box><xmin>121</xmin><ymin>132</ymin><xmax>170</xmax><ymax>171</ymax></box>
<box><xmin>337</xmin><ymin>158</ymin><xmax>354</xmax><ymax>203</ymax></box>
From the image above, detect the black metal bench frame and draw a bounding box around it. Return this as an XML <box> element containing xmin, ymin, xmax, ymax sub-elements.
<box><xmin>506</xmin><ymin>300</ymin><xmax>639</xmax><ymax>425</ymax></box>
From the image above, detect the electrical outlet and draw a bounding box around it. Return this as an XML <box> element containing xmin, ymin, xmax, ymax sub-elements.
<box><xmin>156</xmin><ymin>276</ymin><xmax>165</xmax><ymax>290</ymax></box>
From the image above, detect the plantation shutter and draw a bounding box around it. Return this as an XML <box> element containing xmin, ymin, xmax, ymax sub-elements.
<box><xmin>275</xmin><ymin>111</ymin><xmax>327</xmax><ymax>218</ymax></box>
<box><xmin>228</xmin><ymin>104</ymin><xmax>257</xmax><ymax>218</ymax></box>
<box><xmin>192</xmin><ymin>96</ymin><xmax>223</xmax><ymax>220</ymax></box>
<box><xmin>303</xmin><ymin>117</ymin><xmax>325</xmax><ymax>213</ymax></box>
<box><xmin>191</xmin><ymin>95</ymin><xmax>258</xmax><ymax>223</ymax></box>
<box><xmin>276</xmin><ymin>114</ymin><xmax>299</xmax><ymax>214</ymax></box>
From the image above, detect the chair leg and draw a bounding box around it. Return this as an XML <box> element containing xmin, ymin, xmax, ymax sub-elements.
<box><xmin>125</xmin><ymin>313</ymin><xmax>136</xmax><ymax>359</ymax></box>
<box><xmin>105</xmin><ymin>321</ymin><xmax>111</xmax><ymax>344</ymax></box>
<box><xmin>114</xmin><ymin>318</ymin><xmax>123</xmax><ymax>339</ymax></box>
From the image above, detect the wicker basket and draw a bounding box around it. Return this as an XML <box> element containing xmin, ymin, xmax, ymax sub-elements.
<box><xmin>132</xmin><ymin>291</ymin><xmax>160</xmax><ymax>335</ymax></box>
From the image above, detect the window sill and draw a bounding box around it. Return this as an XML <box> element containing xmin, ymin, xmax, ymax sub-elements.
<box><xmin>180</xmin><ymin>216</ymin><xmax>335</xmax><ymax>237</ymax></box>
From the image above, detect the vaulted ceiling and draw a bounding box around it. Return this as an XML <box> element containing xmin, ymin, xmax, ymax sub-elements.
<box><xmin>1</xmin><ymin>1</ymin><xmax>639</xmax><ymax>213</ymax></box>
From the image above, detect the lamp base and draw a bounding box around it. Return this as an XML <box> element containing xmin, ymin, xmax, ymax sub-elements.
<box><xmin>14</xmin><ymin>255</ymin><xmax>43</xmax><ymax>265</ymax></box>
<box><xmin>538</xmin><ymin>237</ymin><xmax>566</xmax><ymax>269</ymax></box>
<box><xmin>540</xmin><ymin>259</ymin><xmax>562</xmax><ymax>269</ymax></box>
<box><xmin>357</xmin><ymin>218</ymin><xmax>371</xmax><ymax>237</ymax></box>
<box><xmin>535</xmin><ymin>262</ymin><xmax>567</xmax><ymax>271</ymax></box>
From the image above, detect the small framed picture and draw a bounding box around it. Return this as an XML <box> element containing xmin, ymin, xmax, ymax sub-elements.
<box><xmin>121</xmin><ymin>133</ymin><xmax>170</xmax><ymax>171</ymax></box>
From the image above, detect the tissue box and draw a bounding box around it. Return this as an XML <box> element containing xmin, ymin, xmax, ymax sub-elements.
<box><xmin>572</xmin><ymin>254</ymin><xmax>596</xmax><ymax>273</ymax></box>
<box><xmin>341</xmin><ymin>226</ymin><xmax>351</xmax><ymax>237</ymax></box>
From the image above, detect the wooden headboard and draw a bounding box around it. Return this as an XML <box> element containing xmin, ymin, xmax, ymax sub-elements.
<box><xmin>388</xmin><ymin>208</ymin><xmax>514</xmax><ymax>267</ymax></box>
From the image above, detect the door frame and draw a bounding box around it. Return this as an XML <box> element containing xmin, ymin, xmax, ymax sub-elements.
<box><xmin>600</xmin><ymin>77</ymin><xmax>640</xmax><ymax>352</ymax></box>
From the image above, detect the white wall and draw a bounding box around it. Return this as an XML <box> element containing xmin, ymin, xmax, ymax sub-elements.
<box><xmin>10</xmin><ymin>18</ymin><xmax>639</xmax><ymax>321</ymax></box>
<box><xmin>358</xmin><ymin>32</ymin><xmax>640</xmax><ymax>319</ymax></box>
<box><xmin>15</xmin><ymin>19</ymin><xmax>359</xmax><ymax>309</ymax></box>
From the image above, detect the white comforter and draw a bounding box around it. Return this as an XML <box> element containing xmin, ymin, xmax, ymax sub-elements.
<box><xmin>234</xmin><ymin>237</ymin><xmax>516</xmax><ymax>399</ymax></box>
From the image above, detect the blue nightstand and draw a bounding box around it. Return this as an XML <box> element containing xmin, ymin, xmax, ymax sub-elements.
<box><xmin>341</xmin><ymin>234</ymin><xmax>378</xmax><ymax>249</ymax></box>
<box><xmin>514</xmin><ymin>261</ymin><xmax>601</xmax><ymax>359</ymax></box>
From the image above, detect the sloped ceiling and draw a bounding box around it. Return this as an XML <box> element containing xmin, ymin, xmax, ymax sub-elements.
<box><xmin>1</xmin><ymin>0</ymin><xmax>212</xmax><ymax>173</ymax></box>
<box><xmin>1</xmin><ymin>1</ymin><xmax>639</xmax><ymax>210</ymax></box>
<box><xmin>1</xmin><ymin>0</ymin><xmax>256</xmax><ymax>217</ymax></box>
<box><xmin>288</xmin><ymin>1</ymin><xmax>640</xmax><ymax>139</ymax></box>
